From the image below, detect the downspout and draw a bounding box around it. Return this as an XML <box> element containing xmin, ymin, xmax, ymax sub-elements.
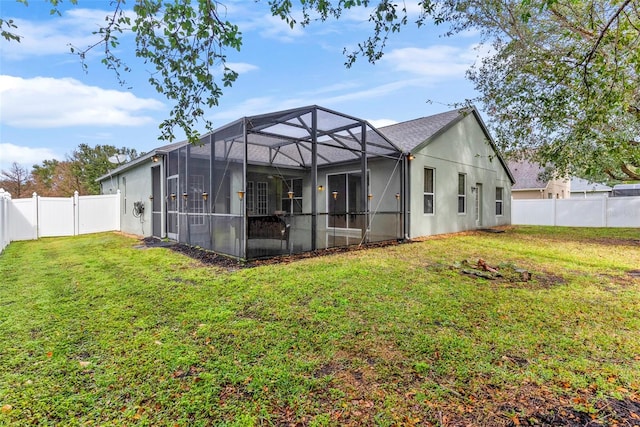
<box><xmin>311</xmin><ymin>109</ymin><xmax>318</xmax><ymax>251</ymax></box>
<box><xmin>361</xmin><ymin>122</ymin><xmax>368</xmax><ymax>243</ymax></box>
<box><xmin>404</xmin><ymin>153</ymin><xmax>411</xmax><ymax>240</ymax></box>
<box><xmin>160</xmin><ymin>154</ymin><xmax>166</xmax><ymax>238</ymax></box>
<box><xmin>185</xmin><ymin>144</ymin><xmax>191</xmax><ymax>245</ymax></box>
<box><xmin>208</xmin><ymin>134</ymin><xmax>214</xmax><ymax>248</ymax></box>
<box><xmin>242</xmin><ymin>117</ymin><xmax>248</xmax><ymax>260</ymax></box>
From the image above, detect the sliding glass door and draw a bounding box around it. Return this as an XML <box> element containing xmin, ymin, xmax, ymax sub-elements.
<box><xmin>327</xmin><ymin>172</ymin><xmax>366</xmax><ymax>231</ymax></box>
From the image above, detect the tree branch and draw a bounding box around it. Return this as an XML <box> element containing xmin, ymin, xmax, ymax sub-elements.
<box><xmin>621</xmin><ymin>163</ymin><xmax>640</xmax><ymax>179</ymax></box>
<box><xmin>583</xmin><ymin>0</ymin><xmax>632</xmax><ymax>67</ymax></box>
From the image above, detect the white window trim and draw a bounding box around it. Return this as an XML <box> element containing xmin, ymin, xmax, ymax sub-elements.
<box><xmin>189</xmin><ymin>174</ymin><xmax>205</xmax><ymax>225</ymax></box>
<box><xmin>458</xmin><ymin>173</ymin><xmax>466</xmax><ymax>215</ymax></box>
<box><xmin>496</xmin><ymin>187</ymin><xmax>504</xmax><ymax>216</ymax></box>
<box><xmin>256</xmin><ymin>181</ymin><xmax>268</xmax><ymax>215</ymax></box>
<box><xmin>282</xmin><ymin>178</ymin><xmax>303</xmax><ymax>214</ymax></box>
<box><xmin>424</xmin><ymin>167</ymin><xmax>435</xmax><ymax>216</ymax></box>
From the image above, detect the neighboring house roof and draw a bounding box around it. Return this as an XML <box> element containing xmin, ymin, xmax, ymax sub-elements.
<box><xmin>378</xmin><ymin>107</ymin><xmax>515</xmax><ymax>184</ymax></box>
<box><xmin>570</xmin><ymin>177</ymin><xmax>612</xmax><ymax>193</ymax></box>
<box><xmin>508</xmin><ymin>160</ymin><xmax>548</xmax><ymax>191</ymax></box>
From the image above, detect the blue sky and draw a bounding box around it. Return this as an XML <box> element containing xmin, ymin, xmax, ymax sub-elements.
<box><xmin>0</xmin><ymin>1</ymin><xmax>486</xmax><ymax>172</ymax></box>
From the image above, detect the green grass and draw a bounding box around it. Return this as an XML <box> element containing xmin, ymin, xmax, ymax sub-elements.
<box><xmin>1</xmin><ymin>226</ymin><xmax>639</xmax><ymax>426</ymax></box>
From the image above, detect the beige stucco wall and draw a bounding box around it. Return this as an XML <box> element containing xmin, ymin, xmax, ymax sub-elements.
<box><xmin>512</xmin><ymin>178</ymin><xmax>570</xmax><ymax>200</ymax></box>
<box><xmin>408</xmin><ymin>113</ymin><xmax>512</xmax><ymax>238</ymax></box>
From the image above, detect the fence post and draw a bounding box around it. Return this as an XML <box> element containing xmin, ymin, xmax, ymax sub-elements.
<box><xmin>74</xmin><ymin>191</ymin><xmax>80</xmax><ymax>236</ymax></box>
<box><xmin>32</xmin><ymin>192</ymin><xmax>39</xmax><ymax>239</ymax></box>
<box><xmin>0</xmin><ymin>189</ymin><xmax>10</xmax><ymax>250</ymax></box>
<box><xmin>603</xmin><ymin>195</ymin><xmax>608</xmax><ymax>227</ymax></box>
<box><xmin>552</xmin><ymin>197</ymin><xmax>557</xmax><ymax>226</ymax></box>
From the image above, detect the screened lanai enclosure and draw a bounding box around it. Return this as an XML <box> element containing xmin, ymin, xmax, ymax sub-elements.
<box><xmin>154</xmin><ymin>106</ymin><xmax>406</xmax><ymax>260</ymax></box>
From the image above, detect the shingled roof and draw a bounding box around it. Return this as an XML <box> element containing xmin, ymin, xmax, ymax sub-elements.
<box><xmin>377</xmin><ymin>109</ymin><xmax>463</xmax><ymax>152</ymax></box>
<box><xmin>378</xmin><ymin>107</ymin><xmax>515</xmax><ymax>184</ymax></box>
<box><xmin>98</xmin><ymin>105</ymin><xmax>515</xmax><ymax>185</ymax></box>
<box><xmin>507</xmin><ymin>160</ymin><xmax>548</xmax><ymax>190</ymax></box>
<box><xmin>570</xmin><ymin>177</ymin><xmax>612</xmax><ymax>193</ymax></box>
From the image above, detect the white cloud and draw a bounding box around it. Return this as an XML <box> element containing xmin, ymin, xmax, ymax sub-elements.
<box><xmin>226</xmin><ymin>62</ymin><xmax>259</xmax><ymax>74</ymax></box>
<box><xmin>368</xmin><ymin>119</ymin><xmax>398</xmax><ymax>128</ymax></box>
<box><xmin>2</xmin><ymin>8</ymin><xmax>132</xmax><ymax>60</ymax></box>
<box><xmin>0</xmin><ymin>75</ymin><xmax>164</xmax><ymax>128</ymax></box>
<box><xmin>317</xmin><ymin>79</ymin><xmax>423</xmax><ymax>104</ymax></box>
<box><xmin>0</xmin><ymin>143</ymin><xmax>62</xmax><ymax>170</ymax></box>
<box><xmin>384</xmin><ymin>44</ymin><xmax>483</xmax><ymax>79</ymax></box>
<box><xmin>300</xmin><ymin>81</ymin><xmax>361</xmax><ymax>97</ymax></box>
<box><xmin>210</xmin><ymin>78</ymin><xmax>425</xmax><ymax>123</ymax></box>
<box><xmin>257</xmin><ymin>14</ymin><xmax>305</xmax><ymax>42</ymax></box>
<box><xmin>228</xmin><ymin>2</ymin><xmax>305</xmax><ymax>42</ymax></box>
<box><xmin>212</xmin><ymin>97</ymin><xmax>284</xmax><ymax>122</ymax></box>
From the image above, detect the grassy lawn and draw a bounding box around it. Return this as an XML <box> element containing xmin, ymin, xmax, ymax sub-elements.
<box><xmin>0</xmin><ymin>226</ymin><xmax>639</xmax><ymax>426</ymax></box>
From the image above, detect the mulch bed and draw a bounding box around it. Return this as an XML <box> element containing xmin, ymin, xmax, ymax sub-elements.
<box><xmin>142</xmin><ymin>236</ymin><xmax>404</xmax><ymax>270</ymax></box>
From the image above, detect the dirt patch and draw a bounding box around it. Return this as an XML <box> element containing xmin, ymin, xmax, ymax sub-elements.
<box><xmin>531</xmin><ymin>271</ymin><xmax>568</xmax><ymax>289</ymax></box>
<box><xmin>597</xmin><ymin>271</ymin><xmax>640</xmax><ymax>289</ymax></box>
<box><xmin>628</xmin><ymin>270</ymin><xmax>640</xmax><ymax>279</ymax></box>
<box><xmin>311</xmin><ymin>353</ymin><xmax>404</xmax><ymax>425</ymax></box>
<box><xmin>430</xmin><ymin>258</ymin><xmax>567</xmax><ymax>289</ymax></box>
<box><xmin>305</xmin><ymin>366</ymin><xmax>640</xmax><ymax>426</ymax></box>
<box><xmin>411</xmin><ymin>226</ymin><xmax>515</xmax><ymax>242</ymax></box>
<box><xmin>591</xmin><ymin>237</ymin><xmax>640</xmax><ymax>248</ymax></box>
<box><xmin>512</xmin><ymin>395</ymin><xmax>640</xmax><ymax>426</ymax></box>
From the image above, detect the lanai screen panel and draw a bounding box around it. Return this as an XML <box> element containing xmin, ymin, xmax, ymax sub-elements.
<box><xmin>167</xmin><ymin>106</ymin><xmax>403</xmax><ymax>260</ymax></box>
<box><xmin>208</xmin><ymin>132</ymin><xmax>245</xmax><ymax>259</ymax></box>
<box><xmin>243</xmin><ymin>106</ymin><xmax>404</xmax><ymax>259</ymax></box>
<box><xmin>245</xmin><ymin>106</ymin><xmax>400</xmax><ymax>167</ymax></box>
<box><xmin>186</xmin><ymin>142</ymin><xmax>211</xmax><ymax>248</ymax></box>
<box><xmin>177</xmin><ymin>146</ymin><xmax>188</xmax><ymax>244</ymax></box>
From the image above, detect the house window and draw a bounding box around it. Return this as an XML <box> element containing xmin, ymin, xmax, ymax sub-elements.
<box><xmin>189</xmin><ymin>175</ymin><xmax>204</xmax><ymax>225</ymax></box>
<box><xmin>282</xmin><ymin>178</ymin><xmax>303</xmax><ymax>214</ymax></box>
<box><xmin>256</xmin><ymin>182</ymin><xmax>268</xmax><ymax>215</ymax></box>
<box><xmin>246</xmin><ymin>181</ymin><xmax>255</xmax><ymax>215</ymax></box>
<box><xmin>424</xmin><ymin>168</ymin><xmax>435</xmax><ymax>214</ymax></box>
<box><xmin>457</xmin><ymin>173</ymin><xmax>466</xmax><ymax>214</ymax></box>
<box><xmin>496</xmin><ymin>187</ymin><xmax>504</xmax><ymax>216</ymax></box>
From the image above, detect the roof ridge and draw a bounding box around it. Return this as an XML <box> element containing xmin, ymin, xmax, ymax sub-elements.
<box><xmin>378</xmin><ymin>108</ymin><xmax>463</xmax><ymax>130</ymax></box>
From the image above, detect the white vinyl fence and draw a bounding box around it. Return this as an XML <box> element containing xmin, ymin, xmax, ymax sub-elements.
<box><xmin>0</xmin><ymin>189</ymin><xmax>121</xmax><ymax>254</ymax></box>
<box><xmin>512</xmin><ymin>196</ymin><xmax>640</xmax><ymax>227</ymax></box>
<box><xmin>0</xmin><ymin>189</ymin><xmax>11</xmax><ymax>253</ymax></box>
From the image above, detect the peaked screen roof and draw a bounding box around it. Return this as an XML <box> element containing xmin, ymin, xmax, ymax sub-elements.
<box><xmin>205</xmin><ymin>105</ymin><xmax>403</xmax><ymax>168</ymax></box>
